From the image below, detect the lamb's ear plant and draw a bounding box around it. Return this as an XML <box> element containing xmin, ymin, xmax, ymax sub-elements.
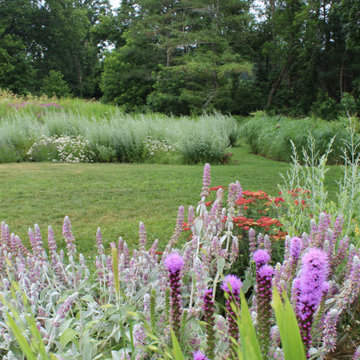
<box><xmin>0</xmin><ymin>282</ymin><xmax>56</xmax><ymax>360</ymax></box>
<box><xmin>272</xmin><ymin>287</ymin><xmax>306</xmax><ymax>360</ymax></box>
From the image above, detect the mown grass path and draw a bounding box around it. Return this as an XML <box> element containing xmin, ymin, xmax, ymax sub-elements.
<box><xmin>0</xmin><ymin>144</ymin><xmax>341</xmax><ymax>257</ymax></box>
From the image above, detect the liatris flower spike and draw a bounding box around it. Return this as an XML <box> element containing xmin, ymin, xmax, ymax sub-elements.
<box><xmin>203</xmin><ymin>289</ymin><xmax>216</xmax><ymax>360</ymax></box>
<box><xmin>253</xmin><ymin>249</ymin><xmax>271</xmax><ymax>268</ymax></box>
<box><xmin>164</xmin><ymin>253</ymin><xmax>184</xmax><ymax>340</ymax></box>
<box><xmin>294</xmin><ymin>248</ymin><xmax>329</xmax><ymax>355</ymax></box>
<box><xmin>193</xmin><ymin>350</ymin><xmax>210</xmax><ymax>360</ymax></box>
<box><xmin>256</xmin><ymin>264</ymin><xmax>274</xmax><ymax>356</ymax></box>
<box><xmin>221</xmin><ymin>274</ymin><xmax>242</xmax><ymax>295</ymax></box>
<box><xmin>290</xmin><ymin>236</ymin><xmax>303</xmax><ymax>259</ymax></box>
<box><xmin>221</xmin><ymin>274</ymin><xmax>242</xmax><ymax>349</ymax></box>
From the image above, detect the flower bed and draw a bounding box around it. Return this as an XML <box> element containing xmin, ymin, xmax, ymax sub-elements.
<box><xmin>0</xmin><ymin>164</ymin><xmax>359</xmax><ymax>359</ymax></box>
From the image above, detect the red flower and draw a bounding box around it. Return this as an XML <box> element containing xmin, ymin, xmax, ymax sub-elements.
<box><xmin>210</xmin><ymin>186</ymin><xmax>227</xmax><ymax>191</ymax></box>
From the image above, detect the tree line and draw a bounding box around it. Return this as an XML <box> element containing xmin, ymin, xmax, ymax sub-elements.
<box><xmin>1</xmin><ymin>0</ymin><xmax>359</xmax><ymax>117</ymax></box>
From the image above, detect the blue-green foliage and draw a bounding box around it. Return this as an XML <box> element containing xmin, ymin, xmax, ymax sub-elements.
<box><xmin>0</xmin><ymin>112</ymin><xmax>238</xmax><ymax>164</ymax></box>
<box><xmin>240</xmin><ymin>113</ymin><xmax>349</xmax><ymax>164</ymax></box>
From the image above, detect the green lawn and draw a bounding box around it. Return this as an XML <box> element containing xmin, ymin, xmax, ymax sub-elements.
<box><xmin>0</xmin><ymin>143</ymin><xmax>342</xmax><ymax>257</ymax></box>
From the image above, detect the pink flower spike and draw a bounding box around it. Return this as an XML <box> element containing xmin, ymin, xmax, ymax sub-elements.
<box><xmin>164</xmin><ymin>253</ymin><xmax>184</xmax><ymax>274</ymax></box>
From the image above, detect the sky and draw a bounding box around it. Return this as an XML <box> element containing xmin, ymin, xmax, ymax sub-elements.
<box><xmin>109</xmin><ymin>0</ymin><xmax>120</xmax><ymax>9</ymax></box>
<box><xmin>108</xmin><ymin>0</ymin><xmax>265</xmax><ymax>18</ymax></box>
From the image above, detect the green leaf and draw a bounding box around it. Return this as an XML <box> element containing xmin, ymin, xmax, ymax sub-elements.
<box><xmin>5</xmin><ymin>314</ymin><xmax>37</xmax><ymax>360</ymax></box>
<box><xmin>60</xmin><ymin>327</ymin><xmax>78</xmax><ymax>347</ymax></box>
<box><xmin>171</xmin><ymin>330</ymin><xmax>185</xmax><ymax>360</ymax></box>
<box><xmin>217</xmin><ymin>257</ymin><xmax>225</xmax><ymax>274</ymax></box>
<box><xmin>272</xmin><ymin>288</ymin><xmax>306</xmax><ymax>360</ymax></box>
<box><xmin>112</xmin><ymin>247</ymin><xmax>120</xmax><ymax>296</ymax></box>
<box><xmin>238</xmin><ymin>291</ymin><xmax>263</xmax><ymax>360</ymax></box>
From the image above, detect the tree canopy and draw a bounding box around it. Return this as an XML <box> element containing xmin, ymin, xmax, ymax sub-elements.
<box><xmin>0</xmin><ymin>0</ymin><xmax>359</xmax><ymax>117</ymax></box>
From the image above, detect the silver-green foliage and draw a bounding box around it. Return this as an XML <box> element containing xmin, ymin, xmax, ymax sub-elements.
<box><xmin>240</xmin><ymin>112</ymin><xmax>348</xmax><ymax>164</ymax></box>
<box><xmin>0</xmin><ymin>112</ymin><xmax>237</xmax><ymax>164</ymax></box>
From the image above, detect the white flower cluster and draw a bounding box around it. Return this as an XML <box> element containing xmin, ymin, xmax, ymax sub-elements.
<box><xmin>143</xmin><ymin>136</ymin><xmax>177</xmax><ymax>157</ymax></box>
<box><xmin>27</xmin><ymin>135</ymin><xmax>94</xmax><ymax>163</ymax></box>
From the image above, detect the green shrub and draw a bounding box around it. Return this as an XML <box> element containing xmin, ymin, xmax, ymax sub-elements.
<box><xmin>40</xmin><ymin>70</ymin><xmax>71</xmax><ymax>98</ymax></box>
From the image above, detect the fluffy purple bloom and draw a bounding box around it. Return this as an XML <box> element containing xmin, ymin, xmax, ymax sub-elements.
<box><xmin>299</xmin><ymin>249</ymin><xmax>328</xmax><ymax>304</ymax></box>
<box><xmin>253</xmin><ymin>249</ymin><xmax>271</xmax><ymax>268</ymax></box>
<box><xmin>164</xmin><ymin>253</ymin><xmax>184</xmax><ymax>274</ymax></box>
<box><xmin>193</xmin><ymin>351</ymin><xmax>210</xmax><ymax>360</ymax></box>
<box><xmin>221</xmin><ymin>274</ymin><xmax>242</xmax><ymax>295</ymax></box>
<box><xmin>258</xmin><ymin>264</ymin><xmax>274</xmax><ymax>279</ymax></box>
<box><xmin>290</xmin><ymin>237</ymin><xmax>303</xmax><ymax>259</ymax></box>
<box><xmin>295</xmin><ymin>248</ymin><xmax>329</xmax><ymax>354</ymax></box>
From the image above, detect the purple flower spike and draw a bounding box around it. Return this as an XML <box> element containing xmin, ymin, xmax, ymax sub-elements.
<box><xmin>253</xmin><ymin>249</ymin><xmax>271</xmax><ymax>268</ymax></box>
<box><xmin>203</xmin><ymin>289</ymin><xmax>216</xmax><ymax>359</ymax></box>
<box><xmin>193</xmin><ymin>351</ymin><xmax>210</xmax><ymax>360</ymax></box>
<box><xmin>165</xmin><ymin>253</ymin><xmax>184</xmax><ymax>340</ymax></box>
<box><xmin>221</xmin><ymin>274</ymin><xmax>242</xmax><ymax>295</ymax></box>
<box><xmin>222</xmin><ymin>274</ymin><xmax>242</xmax><ymax>353</ymax></box>
<box><xmin>164</xmin><ymin>253</ymin><xmax>184</xmax><ymax>274</ymax></box>
<box><xmin>353</xmin><ymin>346</ymin><xmax>360</xmax><ymax>360</ymax></box>
<box><xmin>290</xmin><ymin>237</ymin><xmax>303</xmax><ymax>259</ymax></box>
<box><xmin>256</xmin><ymin>264</ymin><xmax>274</xmax><ymax>355</ymax></box>
<box><xmin>200</xmin><ymin>163</ymin><xmax>211</xmax><ymax>198</ymax></box>
<box><xmin>294</xmin><ymin>248</ymin><xmax>329</xmax><ymax>355</ymax></box>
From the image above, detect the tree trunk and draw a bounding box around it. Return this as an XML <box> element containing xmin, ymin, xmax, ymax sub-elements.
<box><xmin>266</xmin><ymin>54</ymin><xmax>295</xmax><ymax>107</ymax></box>
<box><xmin>340</xmin><ymin>60</ymin><xmax>344</xmax><ymax>98</ymax></box>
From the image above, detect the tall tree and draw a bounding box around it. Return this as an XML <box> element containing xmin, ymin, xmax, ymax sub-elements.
<box><xmin>0</xmin><ymin>0</ymin><xmax>39</xmax><ymax>93</ymax></box>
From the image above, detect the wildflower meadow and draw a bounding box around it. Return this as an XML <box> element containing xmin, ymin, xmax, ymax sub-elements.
<box><xmin>1</xmin><ymin>117</ymin><xmax>360</xmax><ymax>360</ymax></box>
